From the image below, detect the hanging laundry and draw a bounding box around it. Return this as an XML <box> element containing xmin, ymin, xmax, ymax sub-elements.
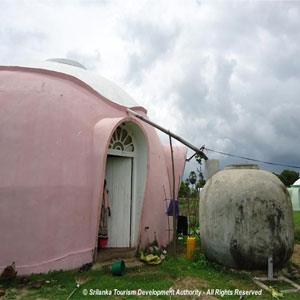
<box><xmin>177</xmin><ymin>215</ymin><xmax>188</xmax><ymax>235</ymax></box>
<box><xmin>166</xmin><ymin>200</ymin><xmax>179</xmax><ymax>218</ymax></box>
<box><xmin>99</xmin><ymin>180</ymin><xmax>111</xmax><ymax>242</ymax></box>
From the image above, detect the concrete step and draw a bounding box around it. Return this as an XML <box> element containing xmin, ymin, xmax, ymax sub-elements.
<box><xmin>96</xmin><ymin>247</ymin><xmax>137</xmax><ymax>263</ymax></box>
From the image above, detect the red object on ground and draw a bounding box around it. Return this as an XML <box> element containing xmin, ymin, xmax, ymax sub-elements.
<box><xmin>99</xmin><ymin>238</ymin><xmax>108</xmax><ymax>248</ymax></box>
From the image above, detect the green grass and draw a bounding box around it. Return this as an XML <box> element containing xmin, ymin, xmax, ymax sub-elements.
<box><xmin>1</xmin><ymin>267</ymin><xmax>173</xmax><ymax>300</ymax></box>
<box><xmin>1</xmin><ymin>213</ymin><xmax>300</xmax><ymax>299</ymax></box>
<box><xmin>294</xmin><ymin>211</ymin><xmax>300</xmax><ymax>244</ymax></box>
<box><xmin>2</xmin><ymin>254</ymin><xmax>300</xmax><ymax>300</ymax></box>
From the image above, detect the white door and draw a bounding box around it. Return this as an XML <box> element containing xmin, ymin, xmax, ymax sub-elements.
<box><xmin>105</xmin><ymin>156</ymin><xmax>132</xmax><ymax>247</ymax></box>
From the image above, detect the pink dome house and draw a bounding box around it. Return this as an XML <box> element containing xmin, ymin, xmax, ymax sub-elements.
<box><xmin>0</xmin><ymin>59</ymin><xmax>187</xmax><ymax>275</ymax></box>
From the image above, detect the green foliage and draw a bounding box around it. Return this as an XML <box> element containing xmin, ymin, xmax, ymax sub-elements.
<box><xmin>294</xmin><ymin>211</ymin><xmax>300</xmax><ymax>244</ymax></box>
<box><xmin>184</xmin><ymin>178</ymin><xmax>190</xmax><ymax>186</ymax></box>
<box><xmin>178</xmin><ymin>181</ymin><xmax>189</xmax><ymax>198</ymax></box>
<box><xmin>180</xmin><ymin>170</ymin><xmax>201</xmax><ymax>198</ymax></box>
<box><xmin>274</xmin><ymin>169</ymin><xmax>299</xmax><ymax>187</ymax></box>
<box><xmin>182</xmin><ymin>156</ymin><xmax>206</xmax><ymax>198</ymax></box>
<box><xmin>188</xmin><ymin>171</ymin><xmax>197</xmax><ymax>185</ymax></box>
<box><xmin>188</xmin><ymin>171</ymin><xmax>199</xmax><ymax>197</ymax></box>
<box><xmin>196</xmin><ymin>156</ymin><xmax>206</xmax><ymax>187</ymax></box>
<box><xmin>192</xmin><ymin>250</ymin><xmax>221</xmax><ymax>271</ymax></box>
<box><xmin>195</xmin><ymin>153</ymin><xmax>203</xmax><ymax>165</ymax></box>
<box><xmin>196</xmin><ymin>179</ymin><xmax>206</xmax><ymax>190</ymax></box>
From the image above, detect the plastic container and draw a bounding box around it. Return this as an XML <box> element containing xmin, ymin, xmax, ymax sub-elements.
<box><xmin>187</xmin><ymin>237</ymin><xmax>196</xmax><ymax>260</ymax></box>
<box><xmin>99</xmin><ymin>238</ymin><xmax>108</xmax><ymax>248</ymax></box>
<box><xmin>111</xmin><ymin>260</ymin><xmax>125</xmax><ymax>276</ymax></box>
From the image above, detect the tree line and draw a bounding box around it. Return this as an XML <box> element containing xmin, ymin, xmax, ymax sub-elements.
<box><xmin>178</xmin><ymin>154</ymin><xmax>205</xmax><ymax>198</ymax></box>
<box><xmin>179</xmin><ymin>160</ymin><xmax>299</xmax><ymax>198</ymax></box>
<box><xmin>273</xmin><ymin>169</ymin><xmax>299</xmax><ymax>187</ymax></box>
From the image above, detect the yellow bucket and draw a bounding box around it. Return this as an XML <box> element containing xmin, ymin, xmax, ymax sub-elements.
<box><xmin>187</xmin><ymin>237</ymin><xmax>196</xmax><ymax>260</ymax></box>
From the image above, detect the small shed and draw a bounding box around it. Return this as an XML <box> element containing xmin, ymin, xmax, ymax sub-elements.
<box><xmin>0</xmin><ymin>59</ymin><xmax>187</xmax><ymax>275</ymax></box>
<box><xmin>288</xmin><ymin>178</ymin><xmax>300</xmax><ymax>211</ymax></box>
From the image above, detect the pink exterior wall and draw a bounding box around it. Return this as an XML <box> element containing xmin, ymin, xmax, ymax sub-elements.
<box><xmin>0</xmin><ymin>67</ymin><xmax>186</xmax><ymax>275</ymax></box>
<box><xmin>163</xmin><ymin>145</ymin><xmax>187</xmax><ymax>197</ymax></box>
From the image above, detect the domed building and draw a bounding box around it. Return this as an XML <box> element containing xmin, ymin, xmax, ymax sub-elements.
<box><xmin>288</xmin><ymin>178</ymin><xmax>300</xmax><ymax>211</ymax></box>
<box><xmin>0</xmin><ymin>59</ymin><xmax>187</xmax><ymax>275</ymax></box>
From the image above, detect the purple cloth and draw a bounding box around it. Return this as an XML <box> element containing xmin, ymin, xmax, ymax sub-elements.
<box><xmin>166</xmin><ymin>200</ymin><xmax>179</xmax><ymax>218</ymax></box>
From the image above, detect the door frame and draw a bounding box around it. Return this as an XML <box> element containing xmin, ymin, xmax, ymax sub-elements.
<box><xmin>94</xmin><ymin>119</ymin><xmax>148</xmax><ymax>255</ymax></box>
<box><xmin>105</xmin><ymin>154</ymin><xmax>134</xmax><ymax>247</ymax></box>
<box><xmin>104</xmin><ymin>123</ymin><xmax>138</xmax><ymax>247</ymax></box>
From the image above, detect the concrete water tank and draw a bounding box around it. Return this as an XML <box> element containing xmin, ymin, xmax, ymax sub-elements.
<box><xmin>200</xmin><ymin>165</ymin><xmax>294</xmax><ymax>270</ymax></box>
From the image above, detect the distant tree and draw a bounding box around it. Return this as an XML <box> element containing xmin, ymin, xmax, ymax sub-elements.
<box><xmin>197</xmin><ymin>170</ymin><xmax>206</xmax><ymax>188</ymax></box>
<box><xmin>177</xmin><ymin>172</ymin><xmax>197</xmax><ymax>198</ymax></box>
<box><xmin>185</xmin><ymin>178</ymin><xmax>190</xmax><ymax>188</ymax></box>
<box><xmin>196</xmin><ymin>179</ymin><xmax>206</xmax><ymax>190</ymax></box>
<box><xmin>189</xmin><ymin>171</ymin><xmax>197</xmax><ymax>185</ymax></box>
<box><xmin>274</xmin><ymin>170</ymin><xmax>299</xmax><ymax>187</ymax></box>
<box><xmin>195</xmin><ymin>153</ymin><xmax>206</xmax><ymax>188</ymax></box>
<box><xmin>190</xmin><ymin>187</ymin><xmax>199</xmax><ymax>198</ymax></box>
<box><xmin>178</xmin><ymin>181</ymin><xmax>189</xmax><ymax>198</ymax></box>
<box><xmin>183</xmin><ymin>153</ymin><xmax>207</xmax><ymax>199</ymax></box>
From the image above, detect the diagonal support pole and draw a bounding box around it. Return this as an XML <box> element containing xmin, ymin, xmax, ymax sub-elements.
<box><xmin>169</xmin><ymin>135</ymin><xmax>177</xmax><ymax>256</ymax></box>
<box><xmin>127</xmin><ymin>108</ymin><xmax>208</xmax><ymax>160</ymax></box>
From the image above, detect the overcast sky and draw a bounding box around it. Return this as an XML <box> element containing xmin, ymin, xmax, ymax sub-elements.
<box><xmin>1</xmin><ymin>0</ymin><xmax>299</xmax><ymax>178</ymax></box>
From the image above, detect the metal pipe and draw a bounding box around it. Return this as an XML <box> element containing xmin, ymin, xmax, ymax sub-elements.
<box><xmin>268</xmin><ymin>255</ymin><xmax>273</xmax><ymax>279</ymax></box>
<box><xmin>127</xmin><ymin>108</ymin><xmax>208</xmax><ymax>160</ymax></box>
<box><xmin>169</xmin><ymin>136</ymin><xmax>177</xmax><ymax>255</ymax></box>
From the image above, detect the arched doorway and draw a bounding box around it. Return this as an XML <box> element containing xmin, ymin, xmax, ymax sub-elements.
<box><xmin>104</xmin><ymin>121</ymin><xmax>147</xmax><ymax>248</ymax></box>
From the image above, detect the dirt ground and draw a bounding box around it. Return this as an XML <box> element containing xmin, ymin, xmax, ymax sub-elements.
<box><xmin>172</xmin><ymin>276</ymin><xmax>217</xmax><ymax>300</ymax></box>
<box><xmin>291</xmin><ymin>244</ymin><xmax>300</xmax><ymax>266</ymax></box>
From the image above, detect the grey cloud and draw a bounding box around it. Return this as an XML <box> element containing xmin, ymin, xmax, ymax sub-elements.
<box><xmin>123</xmin><ymin>21</ymin><xmax>180</xmax><ymax>83</ymax></box>
<box><xmin>161</xmin><ymin>2</ymin><xmax>300</xmax><ymax>177</ymax></box>
<box><xmin>270</xmin><ymin>104</ymin><xmax>300</xmax><ymax>139</ymax></box>
<box><xmin>172</xmin><ymin>57</ymin><xmax>209</xmax><ymax>117</ymax></box>
<box><xmin>0</xmin><ymin>0</ymin><xmax>299</xmax><ymax>177</ymax></box>
<box><xmin>171</xmin><ymin>55</ymin><xmax>238</xmax><ymax>142</ymax></box>
<box><xmin>266</xmin><ymin>49</ymin><xmax>300</xmax><ymax>80</ymax></box>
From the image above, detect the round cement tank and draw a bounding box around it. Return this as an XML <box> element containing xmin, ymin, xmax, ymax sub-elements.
<box><xmin>200</xmin><ymin>165</ymin><xmax>294</xmax><ymax>270</ymax></box>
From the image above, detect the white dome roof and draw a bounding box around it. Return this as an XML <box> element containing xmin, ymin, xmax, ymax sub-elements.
<box><xmin>46</xmin><ymin>58</ymin><xmax>87</xmax><ymax>70</ymax></box>
<box><xmin>1</xmin><ymin>59</ymin><xmax>139</xmax><ymax>108</ymax></box>
<box><xmin>293</xmin><ymin>178</ymin><xmax>300</xmax><ymax>186</ymax></box>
